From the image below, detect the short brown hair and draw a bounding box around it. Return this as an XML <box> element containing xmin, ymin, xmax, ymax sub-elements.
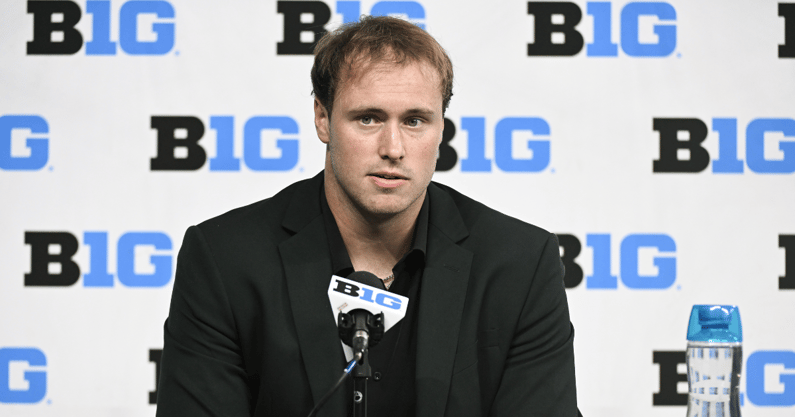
<box><xmin>311</xmin><ymin>15</ymin><xmax>454</xmax><ymax>116</ymax></box>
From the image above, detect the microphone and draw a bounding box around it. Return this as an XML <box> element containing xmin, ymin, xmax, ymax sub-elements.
<box><xmin>327</xmin><ymin>271</ymin><xmax>409</xmax><ymax>362</ymax></box>
<box><xmin>348</xmin><ymin>270</ymin><xmax>386</xmax><ymax>290</ymax></box>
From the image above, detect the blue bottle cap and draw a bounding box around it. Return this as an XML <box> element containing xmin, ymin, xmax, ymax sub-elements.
<box><xmin>686</xmin><ymin>305</ymin><xmax>742</xmax><ymax>342</ymax></box>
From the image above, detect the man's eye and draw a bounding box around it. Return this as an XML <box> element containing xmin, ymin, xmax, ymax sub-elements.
<box><xmin>407</xmin><ymin>118</ymin><xmax>421</xmax><ymax>127</ymax></box>
<box><xmin>361</xmin><ymin>116</ymin><xmax>373</xmax><ymax>125</ymax></box>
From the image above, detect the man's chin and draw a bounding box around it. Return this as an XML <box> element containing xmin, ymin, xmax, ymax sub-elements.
<box><xmin>361</xmin><ymin>202</ymin><xmax>407</xmax><ymax>217</ymax></box>
<box><xmin>357</xmin><ymin>196</ymin><xmax>413</xmax><ymax>217</ymax></box>
<box><xmin>358</xmin><ymin>192</ymin><xmax>426</xmax><ymax>220</ymax></box>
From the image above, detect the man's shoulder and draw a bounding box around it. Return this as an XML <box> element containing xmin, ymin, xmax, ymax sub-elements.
<box><xmin>194</xmin><ymin>175</ymin><xmax>318</xmax><ymax>239</ymax></box>
<box><xmin>430</xmin><ymin>181</ymin><xmax>554</xmax><ymax>245</ymax></box>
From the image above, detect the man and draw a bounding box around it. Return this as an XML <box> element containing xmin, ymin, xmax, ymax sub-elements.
<box><xmin>157</xmin><ymin>16</ymin><xmax>580</xmax><ymax>417</ymax></box>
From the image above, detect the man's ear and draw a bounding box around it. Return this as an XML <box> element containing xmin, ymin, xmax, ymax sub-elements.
<box><xmin>314</xmin><ymin>99</ymin><xmax>330</xmax><ymax>145</ymax></box>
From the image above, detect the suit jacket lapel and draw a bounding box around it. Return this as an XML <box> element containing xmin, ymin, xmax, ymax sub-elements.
<box><xmin>279</xmin><ymin>174</ymin><xmax>347</xmax><ymax>416</ymax></box>
<box><xmin>416</xmin><ymin>183</ymin><xmax>473</xmax><ymax>417</ymax></box>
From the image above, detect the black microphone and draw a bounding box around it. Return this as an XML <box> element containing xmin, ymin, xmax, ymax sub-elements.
<box><xmin>327</xmin><ymin>271</ymin><xmax>408</xmax><ymax>363</ymax></box>
<box><xmin>348</xmin><ymin>270</ymin><xmax>386</xmax><ymax>290</ymax></box>
<box><xmin>338</xmin><ymin>271</ymin><xmax>385</xmax><ymax>362</ymax></box>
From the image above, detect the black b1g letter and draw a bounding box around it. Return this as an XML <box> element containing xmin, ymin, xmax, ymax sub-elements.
<box><xmin>27</xmin><ymin>1</ymin><xmax>83</xmax><ymax>55</ymax></box>
<box><xmin>653</xmin><ymin>350</ymin><xmax>687</xmax><ymax>406</ymax></box>
<box><xmin>781</xmin><ymin>3</ymin><xmax>795</xmax><ymax>58</ymax></box>
<box><xmin>527</xmin><ymin>2</ymin><xmax>584</xmax><ymax>56</ymax></box>
<box><xmin>149</xmin><ymin>349</ymin><xmax>163</xmax><ymax>404</ymax></box>
<box><xmin>25</xmin><ymin>231</ymin><xmax>80</xmax><ymax>286</ymax></box>
<box><xmin>653</xmin><ymin>118</ymin><xmax>710</xmax><ymax>173</ymax></box>
<box><xmin>333</xmin><ymin>280</ymin><xmax>360</xmax><ymax>297</ymax></box>
<box><xmin>436</xmin><ymin>118</ymin><xmax>458</xmax><ymax>171</ymax></box>
<box><xmin>150</xmin><ymin>116</ymin><xmax>207</xmax><ymax>171</ymax></box>
<box><xmin>781</xmin><ymin>234</ymin><xmax>795</xmax><ymax>289</ymax></box>
<box><xmin>277</xmin><ymin>1</ymin><xmax>330</xmax><ymax>55</ymax></box>
<box><xmin>557</xmin><ymin>234</ymin><xmax>583</xmax><ymax>288</ymax></box>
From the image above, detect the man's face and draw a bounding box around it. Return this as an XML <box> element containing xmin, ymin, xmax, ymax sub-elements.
<box><xmin>315</xmin><ymin>59</ymin><xmax>444</xmax><ymax>220</ymax></box>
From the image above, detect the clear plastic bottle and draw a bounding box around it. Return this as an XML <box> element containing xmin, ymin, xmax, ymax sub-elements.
<box><xmin>686</xmin><ymin>305</ymin><xmax>742</xmax><ymax>417</ymax></box>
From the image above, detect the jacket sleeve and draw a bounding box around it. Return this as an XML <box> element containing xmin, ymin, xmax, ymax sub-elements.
<box><xmin>488</xmin><ymin>233</ymin><xmax>580</xmax><ymax>417</ymax></box>
<box><xmin>156</xmin><ymin>226</ymin><xmax>253</xmax><ymax>416</ymax></box>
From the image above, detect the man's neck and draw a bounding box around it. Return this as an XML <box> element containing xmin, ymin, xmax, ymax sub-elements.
<box><xmin>325</xmin><ymin>187</ymin><xmax>423</xmax><ymax>279</ymax></box>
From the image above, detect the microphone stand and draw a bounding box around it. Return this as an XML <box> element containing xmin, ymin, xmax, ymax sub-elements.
<box><xmin>351</xmin><ymin>347</ymin><xmax>371</xmax><ymax>417</ymax></box>
<box><xmin>338</xmin><ymin>311</ymin><xmax>384</xmax><ymax>417</ymax></box>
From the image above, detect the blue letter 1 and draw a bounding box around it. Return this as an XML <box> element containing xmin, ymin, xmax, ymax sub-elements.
<box><xmin>460</xmin><ymin>117</ymin><xmax>490</xmax><ymax>172</ymax></box>
<box><xmin>587</xmin><ymin>2</ymin><xmax>618</xmax><ymax>56</ymax></box>
<box><xmin>371</xmin><ymin>1</ymin><xmax>425</xmax><ymax>29</ymax></box>
<box><xmin>336</xmin><ymin>1</ymin><xmax>360</xmax><ymax>24</ymax></box>
<box><xmin>83</xmin><ymin>232</ymin><xmax>114</xmax><ymax>287</ymax></box>
<box><xmin>359</xmin><ymin>287</ymin><xmax>375</xmax><ymax>303</ymax></box>
<box><xmin>712</xmin><ymin>118</ymin><xmax>743</xmax><ymax>173</ymax></box>
<box><xmin>586</xmin><ymin>234</ymin><xmax>618</xmax><ymax>289</ymax></box>
<box><xmin>86</xmin><ymin>1</ymin><xmax>116</xmax><ymax>55</ymax></box>
<box><xmin>209</xmin><ymin>116</ymin><xmax>240</xmax><ymax>171</ymax></box>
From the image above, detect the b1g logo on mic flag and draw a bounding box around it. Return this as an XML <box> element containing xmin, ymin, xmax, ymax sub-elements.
<box><xmin>328</xmin><ymin>275</ymin><xmax>408</xmax><ymax>332</ymax></box>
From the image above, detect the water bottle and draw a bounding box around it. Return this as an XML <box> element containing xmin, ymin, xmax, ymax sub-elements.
<box><xmin>686</xmin><ymin>305</ymin><xmax>742</xmax><ymax>417</ymax></box>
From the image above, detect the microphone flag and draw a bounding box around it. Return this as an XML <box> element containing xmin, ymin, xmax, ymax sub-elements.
<box><xmin>327</xmin><ymin>274</ymin><xmax>409</xmax><ymax>333</ymax></box>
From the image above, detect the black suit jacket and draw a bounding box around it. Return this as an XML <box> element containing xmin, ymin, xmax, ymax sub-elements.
<box><xmin>157</xmin><ymin>172</ymin><xmax>579</xmax><ymax>416</ymax></box>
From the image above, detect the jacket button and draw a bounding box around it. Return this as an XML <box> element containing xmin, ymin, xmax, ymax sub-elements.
<box><xmin>373</xmin><ymin>371</ymin><xmax>382</xmax><ymax>381</ymax></box>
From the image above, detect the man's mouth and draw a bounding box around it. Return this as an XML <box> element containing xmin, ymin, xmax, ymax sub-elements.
<box><xmin>371</xmin><ymin>173</ymin><xmax>405</xmax><ymax>180</ymax></box>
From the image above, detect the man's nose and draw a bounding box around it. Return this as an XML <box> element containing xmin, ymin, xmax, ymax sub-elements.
<box><xmin>379</xmin><ymin>123</ymin><xmax>405</xmax><ymax>161</ymax></box>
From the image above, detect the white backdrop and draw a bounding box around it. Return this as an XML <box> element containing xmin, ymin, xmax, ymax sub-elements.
<box><xmin>1</xmin><ymin>0</ymin><xmax>794</xmax><ymax>416</ymax></box>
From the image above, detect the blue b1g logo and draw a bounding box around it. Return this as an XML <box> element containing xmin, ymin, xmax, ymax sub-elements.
<box><xmin>0</xmin><ymin>115</ymin><xmax>48</xmax><ymax>171</ymax></box>
<box><xmin>558</xmin><ymin>233</ymin><xmax>677</xmax><ymax>289</ymax></box>
<box><xmin>436</xmin><ymin>117</ymin><xmax>551</xmax><ymax>172</ymax></box>
<box><xmin>527</xmin><ymin>1</ymin><xmax>677</xmax><ymax>57</ymax></box>
<box><xmin>0</xmin><ymin>348</ymin><xmax>46</xmax><ymax>404</ymax></box>
<box><xmin>653</xmin><ymin>118</ymin><xmax>795</xmax><ymax>174</ymax></box>
<box><xmin>277</xmin><ymin>1</ymin><xmax>426</xmax><ymax>55</ymax></box>
<box><xmin>150</xmin><ymin>116</ymin><xmax>300</xmax><ymax>172</ymax></box>
<box><xmin>27</xmin><ymin>0</ymin><xmax>175</xmax><ymax>55</ymax></box>
<box><xmin>24</xmin><ymin>231</ymin><xmax>173</xmax><ymax>287</ymax></box>
<box><xmin>653</xmin><ymin>349</ymin><xmax>795</xmax><ymax>407</ymax></box>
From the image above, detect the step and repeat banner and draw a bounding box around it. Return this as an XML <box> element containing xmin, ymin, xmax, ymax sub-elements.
<box><xmin>1</xmin><ymin>0</ymin><xmax>794</xmax><ymax>416</ymax></box>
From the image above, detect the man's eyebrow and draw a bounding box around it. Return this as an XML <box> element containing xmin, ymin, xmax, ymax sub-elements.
<box><xmin>347</xmin><ymin>107</ymin><xmax>387</xmax><ymax>115</ymax></box>
<box><xmin>346</xmin><ymin>107</ymin><xmax>437</xmax><ymax>117</ymax></box>
<box><xmin>404</xmin><ymin>108</ymin><xmax>436</xmax><ymax>117</ymax></box>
